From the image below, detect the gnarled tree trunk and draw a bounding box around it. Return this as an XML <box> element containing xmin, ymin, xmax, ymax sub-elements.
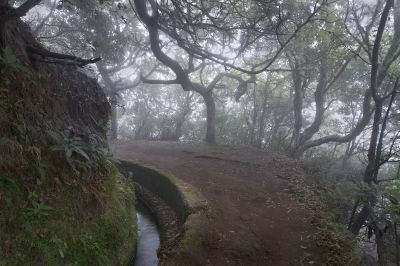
<box><xmin>110</xmin><ymin>103</ymin><xmax>118</xmax><ymax>141</ymax></box>
<box><xmin>202</xmin><ymin>90</ymin><xmax>216</xmax><ymax>144</ymax></box>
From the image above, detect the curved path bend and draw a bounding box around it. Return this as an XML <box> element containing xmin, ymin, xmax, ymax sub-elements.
<box><xmin>114</xmin><ymin>141</ymin><xmax>327</xmax><ymax>266</ymax></box>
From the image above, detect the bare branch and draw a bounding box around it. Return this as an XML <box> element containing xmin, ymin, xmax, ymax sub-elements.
<box><xmin>0</xmin><ymin>0</ymin><xmax>42</xmax><ymax>21</ymax></box>
<box><xmin>140</xmin><ymin>76</ymin><xmax>179</xmax><ymax>85</ymax></box>
<box><xmin>27</xmin><ymin>46</ymin><xmax>101</xmax><ymax>67</ymax></box>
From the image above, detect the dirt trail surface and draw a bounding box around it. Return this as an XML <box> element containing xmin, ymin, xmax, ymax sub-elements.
<box><xmin>114</xmin><ymin>141</ymin><xmax>327</xmax><ymax>266</ymax></box>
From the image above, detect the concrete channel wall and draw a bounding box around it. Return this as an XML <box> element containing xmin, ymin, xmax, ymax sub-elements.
<box><xmin>116</xmin><ymin>159</ymin><xmax>210</xmax><ymax>265</ymax></box>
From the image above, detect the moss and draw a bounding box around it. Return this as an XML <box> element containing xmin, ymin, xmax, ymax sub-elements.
<box><xmin>0</xmin><ymin>167</ymin><xmax>136</xmax><ymax>266</ymax></box>
<box><xmin>165</xmin><ymin>211</ymin><xmax>213</xmax><ymax>266</ymax></box>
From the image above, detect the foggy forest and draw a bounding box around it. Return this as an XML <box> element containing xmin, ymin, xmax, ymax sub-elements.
<box><xmin>1</xmin><ymin>0</ymin><xmax>400</xmax><ymax>265</ymax></box>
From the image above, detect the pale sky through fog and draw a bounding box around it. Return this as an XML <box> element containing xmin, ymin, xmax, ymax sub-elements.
<box><xmin>361</xmin><ymin>0</ymin><xmax>378</xmax><ymax>5</ymax></box>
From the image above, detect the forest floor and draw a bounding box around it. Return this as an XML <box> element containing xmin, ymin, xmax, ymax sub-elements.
<box><xmin>113</xmin><ymin>141</ymin><xmax>332</xmax><ymax>266</ymax></box>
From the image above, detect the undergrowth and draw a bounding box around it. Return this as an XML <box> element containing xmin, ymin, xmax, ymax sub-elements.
<box><xmin>0</xmin><ymin>46</ymin><xmax>136</xmax><ymax>266</ymax></box>
<box><xmin>314</xmin><ymin>213</ymin><xmax>361</xmax><ymax>265</ymax></box>
<box><xmin>302</xmin><ymin>155</ymin><xmax>362</xmax><ymax>265</ymax></box>
<box><xmin>0</xmin><ymin>166</ymin><xmax>136</xmax><ymax>266</ymax></box>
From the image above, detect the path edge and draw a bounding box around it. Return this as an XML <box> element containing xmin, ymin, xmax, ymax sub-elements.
<box><xmin>115</xmin><ymin>159</ymin><xmax>212</xmax><ymax>265</ymax></box>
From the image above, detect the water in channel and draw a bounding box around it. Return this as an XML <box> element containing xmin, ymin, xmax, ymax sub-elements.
<box><xmin>134</xmin><ymin>202</ymin><xmax>160</xmax><ymax>266</ymax></box>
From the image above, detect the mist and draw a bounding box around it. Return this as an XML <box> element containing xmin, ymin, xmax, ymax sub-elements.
<box><xmin>2</xmin><ymin>0</ymin><xmax>400</xmax><ymax>265</ymax></box>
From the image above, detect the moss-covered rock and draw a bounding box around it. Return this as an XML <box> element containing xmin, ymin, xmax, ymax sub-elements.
<box><xmin>0</xmin><ymin>10</ymin><xmax>136</xmax><ymax>266</ymax></box>
<box><xmin>0</xmin><ymin>167</ymin><xmax>136</xmax><ymax>266</ymax></box>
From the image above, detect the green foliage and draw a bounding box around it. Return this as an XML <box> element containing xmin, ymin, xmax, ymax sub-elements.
<box><xmin>33</xmin><ymin>158</ymin><xmax>51</xmax><ymax>181</ymax></box>
<box><xmin>26</xmin><ymin>192</ymin><xmax>54</xmax><ymax>219</ymax></box>
<box><xmin>0</xmin><ymin>47</ymin><xmax>32</xmax><ymax>84</ymax></box>
<box><xmin>49</xmin><ymin>236</ymin><xmax>68</xmax><ymax>259</ymax></box>
<box><xmin>48</xmin><ymin>130</ymin><xmax>90</xmax><ymax>164</ymax></box>
<box><xmin>0</xmin><ymin>173</ymin><xmax>21</xmax><ymax>205</ymax></box>
<box><xmin>48</xmin><ymin>129</ymin><xmax>109</xmax><ymax>172</ymax></box>
<box><xmin>0</xmin><ymin>167</ymin><xmax>136</xmax><ymax>266</ymax></box>
<box><xmin>302</xmin><ymin>156</ymin><xmax>362</xmax><ymax>264</ymax></box>
<box><xmin>374</xmin><ymin>182</ymin><xmax>400</xmax><ymax>235</ymax></box>
<box><xmin>0</xmin><ymin>137</ymin><xmax>8</xmax><ymax>146</ymax></box>
<box><xmin>1</xmin><ymin>47</ymin><xmax>31</xmax><ymax>74</ymax></box>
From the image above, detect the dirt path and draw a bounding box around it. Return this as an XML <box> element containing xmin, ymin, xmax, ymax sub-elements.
<box><xmin>114</xmin><ymin>141</ymin><xmax>326</xmax><ymax>266</ymax></box>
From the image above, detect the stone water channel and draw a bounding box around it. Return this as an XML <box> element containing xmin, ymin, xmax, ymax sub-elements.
<box><xmin>116</xmin><ymin>159</ymin><xmax>207</xmax><ymax>266</ymax></box>
<box><xmin>133</xmin><ymin>202</ymin><xmax>160</xmax><ymax>266</ymax></box>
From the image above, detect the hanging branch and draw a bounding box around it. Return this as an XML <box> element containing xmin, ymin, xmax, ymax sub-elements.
<box><xmin>131</xmin><ymin>0</ymin><xmax>328</xmax><ymax>75</ymax></box>
<box><xmin>27</xmin><ymin>46</ymin><xmax>101</xmax><ymax>67</ymax></box>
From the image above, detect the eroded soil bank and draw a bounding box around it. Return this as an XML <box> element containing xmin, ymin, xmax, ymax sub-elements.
<box><xmin>113</xmin><ymin>141</ymin><xmax>331</xmax><ymax>266</ymax></box>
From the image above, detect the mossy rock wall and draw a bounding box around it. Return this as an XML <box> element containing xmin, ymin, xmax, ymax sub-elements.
<box><xmin>0</xmin><ymin>9</ymin><xmax>136</xmax><ymax>266</ymax></box>
<box><xmin>0</xmin><ymin>166</ymin><xmax>137</xmax><ymax>266</ymax></box>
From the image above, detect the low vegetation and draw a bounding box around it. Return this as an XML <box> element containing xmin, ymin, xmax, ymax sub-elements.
<box><xmin>0</xmin><ymin>166</ymin><xmax>136</xmax><ymax>266</ymax></box>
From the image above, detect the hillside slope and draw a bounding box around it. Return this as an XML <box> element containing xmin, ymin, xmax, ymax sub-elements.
<box><xmin>0</xmin><ymin>14</ymin><xmax>136</xmax><ymax>265</ymax></box>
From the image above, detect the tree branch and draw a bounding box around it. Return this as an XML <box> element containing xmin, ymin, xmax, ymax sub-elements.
<box><xmin>0</xmin><ymin>0</ymin><xmax>42</xmax><ymax>21</ymax></box>
<box><xmin>27</xmin><ymin>46</ymin><xmax>101</xmax><ymax>67</ymax></box>
<box><xmin>140</xmin><ymin>76</ymin><xmax>179</xmax><ymax>85</ymax></box>
<box><xmin>137</xmin><ymin>0</ymin><xmax>328</xmax><ymax>75</ymax></box>
<box><xmin>297</xmin><ymin>0</ymin><xmax>395</xmax><ymax>154</ymax></box>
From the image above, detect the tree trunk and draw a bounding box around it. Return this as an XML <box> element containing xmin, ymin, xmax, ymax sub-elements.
<box><xmin>110</xmin><ymin>104</ymin><xmax>118</xmax><ymax>141</ymax></box>
<box><xmin>257</xmin><ymin>96</ymin><xmax>268</xmax><ymax>148</ymax></box>
<box><xmin>202</xmin><ymin>90</ymin><xmax>216</xmax><ymax>144</ymax></box>
<box><xmin>375</xmin><ymin>226</ymin><xmax>387</xmax><ymax>266</ymax></box>
<box><xmin>349</xmin><ymin>90</ymin><xmax>397</xmax><ymax>236</ymax></box>
<box><xmin>291</xmin><ymin>56</ymin><xmax>328</xmax><ymax>157</ymax></box>
<box><xmin>291</xmin><ymin>68</ymin><xmax>303</xmax><ymax>152</ymax></box>
<box><xmin>0</xmin><ymin>1</ymin><xmax>7</xmax><ymax>48</ymax></box>
<box><xmin>342</xmin><ymin>139</ymin><xmax>355</xmax><ymax>169</ymax></box>
<box><xmin>173</xmin><ymin>110</ymin><xmax>190</xmax><ymax>140</ymax></box>
<box><xmin>348</xmin><ymin>195</ymin><xmax>375</xmax><ymax>234</ymax></box>
<box><xmin>364</xmin><ymin>102</ymin><xmax>383</xmax><ymax>183</ymax></box>
<box><xmin>173</xmin><ymin>119</ymin><xmax>183</xmax><ymax>140</ymax></box>
<box><xmin>395</xmin><ymin>222</ymin><xmax>399</xmax><ymax>266</ymax></box>
<box><xmin>97</xmin><ymin>64</ymin><xmax>119</xmax><ymax>141</ymax></box>
<box><xmin>348</xmin><ymin>103</ymin><xmax>382</xmax><ymax>235</ymax></box>
<box><xmin>249</xmin><ymin>88</ymin><xmax>258</xmax><ymax>145</ymax></box>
